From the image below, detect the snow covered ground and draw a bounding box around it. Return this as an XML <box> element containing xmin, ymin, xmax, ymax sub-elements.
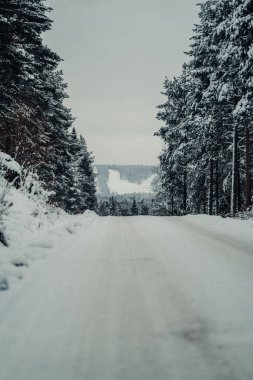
<box><xmin>0</xmin><ymin>214</ymin><xmax>253</xmax><ymax>380</ymax></box>
<box><xmin>0</xmin><ymin>182</ymin><xmax>97</xmax><ymax>291</ymax></box>
<box><xmin>108</xmin><ymin>169</ymin><xmax>155</xmax><ymax>195</ymax></box>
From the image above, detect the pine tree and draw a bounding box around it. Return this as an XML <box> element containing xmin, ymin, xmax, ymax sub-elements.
<box><xmin>77</xmin><ymin>136</ymin><xmax>97</xmax><ymax>212</ymax></box>
<box><xmin>0</xmin><ymin>1</ymin><xmax>97</xmax><ymax>213</ymax></box>
<box><xmin>131</xmin><ymin>198</ymin><xmax>139</xmax><ymax>216</ymax></box>
<box><xmin>156</xmin><ymin>69</ymin><xmax>192</xmax><ymax>215</ymax></box>
<box><xmin>155</xmin><ymin>0</ymin><xmax>253</xmax><ymax>216</ymax></box>
<box><xmin>109</xmin><ymin>197</ymin><xmax>117</xmax><ymax>216</ymax></box>
<box><xmin>0</xmin><ymin>0</ymin><xmax>60</xmax><ymax>163</ymax></box>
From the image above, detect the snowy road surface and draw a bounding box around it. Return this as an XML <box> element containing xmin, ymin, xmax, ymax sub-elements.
<box><xmin>0</xmin><ymin>216</ymin><xmax>253</xmax><ymax>380</ymax></box>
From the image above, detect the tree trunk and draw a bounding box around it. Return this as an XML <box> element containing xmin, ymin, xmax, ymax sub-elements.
<box><xmin>215</xmin><ymin>159</ymin><xmax>219</xmax><ymax>215</ymax></box>
<box><xmin>209</xmin><ymin>159</ymin><xmax>214</xmax><ymax>215</ymax></box>
<box><xmin>203</xmin><ymin>180</ymin><xmax>207</xmax><ymax>214</ymax></box>
<box><xmin>245</xmin><ymin>126</ymin><xmax>252</xmax><ymax>209</ymax></box>
<box><xmin>237</xmin><ymin>147</ymin><xmax>242</xmax><ymax>212</ymax></box>
<box><xmin>5</xmin><ymin>124</ymin><xmax>12</xmax><ymax>155</ymax></box>
<box><xmin>231</xmin><ymin>124</ymin><xmax>239</xmax><ymax>216</ymax></box>
<box><xmin>183</xmin><ymin>171</ymin><xmax>187</xmax><ymax>214</ymax></box>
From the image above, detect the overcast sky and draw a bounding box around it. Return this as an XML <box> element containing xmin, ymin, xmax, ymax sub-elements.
<box><xmin>45</xmin><ymin>0</ymin><xmax>199</xmax><ymax>165</ymax></box>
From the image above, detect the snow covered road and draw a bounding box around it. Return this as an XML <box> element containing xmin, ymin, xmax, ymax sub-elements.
<box><xmin>0</xmin><ymin>216</ymin><xmax>253</xmax><ymax>380</ymax></box>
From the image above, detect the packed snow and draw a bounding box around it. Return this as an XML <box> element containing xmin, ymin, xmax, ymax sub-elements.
<box><xmin>0</xmin><ymin>214</ymin><xmax>253</xmax><ymax>380</ymax></box>
<box><xmin>108</xmin><ymin>169</ymin><xmax>155</xmax><ymax>195</ymax></box>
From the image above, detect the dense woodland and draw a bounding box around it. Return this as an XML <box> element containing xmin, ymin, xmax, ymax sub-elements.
<box><xmin>97</xmin><ymin>195</ymin><xmax>152</xmax><ymax>216</ymax></box>
<box><xmin>155</xmin><ymin>0</ymin><xmax>253</xmax><ymax>217</ymax></box>
<box><xmin>0</xmin><ymin>0</ymin><xmax>96</xmax><ymax>214</ymax></box>
<box><xmin>1</xmin><ymin>0</ymin><xmax>252</xmax><ymax>219</ymax></box>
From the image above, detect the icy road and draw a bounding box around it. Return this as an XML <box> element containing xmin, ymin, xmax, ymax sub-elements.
<box><xmin>0</xmin><ymin>216</ymin><xmax>253</xmax><ymax>380</ymax></box>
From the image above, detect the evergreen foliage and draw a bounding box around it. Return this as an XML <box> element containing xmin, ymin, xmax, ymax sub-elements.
<box><xmin>0</xmin><ymin>0</ymin><xmax>96</xmax><ymax>213</ymax></box>
<box><xmin>131</xmin><ymin>198</ymin><xmax>139</xmax><ymax>216</ymax></box>
<box><xmin>97</xmin><ymin>196</ymin><xmax>151</xmax><ymax>217</ymax></box>
<box><xmin>156</xmin><ymin>0</ymin><xmax>253</xmax><ymax>216</ymax></box>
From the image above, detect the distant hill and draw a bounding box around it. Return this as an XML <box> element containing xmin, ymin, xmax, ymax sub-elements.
<box><xmin>95</xmin><ymin>165</ymin><xmax>157</xmax><ymax>196</ymax></box>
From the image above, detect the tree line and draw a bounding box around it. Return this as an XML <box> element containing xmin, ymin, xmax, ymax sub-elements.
<box><xmin>155</xmin><ymin>0</ymin><xmax>253</xmax><ymax>216</ymax></box>
<box><xmin>0</xmin><ymin>0</ymin><xmax>96</xmax><ymax>213</ymax></box>
<box><xmin>97</xmin><ymin>196</ymin><xmax>151</xmax><ymax>216</ymax></box>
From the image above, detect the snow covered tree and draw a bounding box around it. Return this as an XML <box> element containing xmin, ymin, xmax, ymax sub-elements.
<box><xmin>0</xmin><ymin>1</ymin><xmax>97</xmax><ymax>213</ymax></box>
<box><xmin>155</xmin><ymin>0</ymin><xmax>253</xmax><ymax>216</ymax></box>
<box><xmin>131</xmin><ymin>198</ymin><xmax>139</xmax><ymax>216</ymax></box>
<box><xmin>97</xmin><ymin>195</ymin><xmax>151</xmax><ymax>217</ymax></box>
<box><xmin>109</xmin><ymin>196</ymin><xmax>117</xmax><ymax>216</ymax></box>
<box><xmin>62</xmin><ymin>129</ymin><xmax>97</xmax><ymax>214</ymax></box>
<box><xmin>77</xmin><ymin>136</ymin><xmax>97</xmax><ymax>212</ymax></box>
<box><xmin>0</xmin><ymin>1</ymin><xmax>59</xmax><ymax>162</ymax></box>
<box><xmin>156</xmin><ymin>69</ymin><xmax>192</xmax><ymax>215</ymax></box>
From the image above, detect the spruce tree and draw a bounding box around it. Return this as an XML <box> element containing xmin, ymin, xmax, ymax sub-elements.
<box><xmin>155</xmin><ymin>0</ymin><xmax>253</xmax><ymax>216</ymax></box>
<box><xmin>131</xmin><ymin>198</ymin><xmax>139</xmax><ymax>216</ymax></box>
<box><xmin>78</xmin><ymin>136</ymin><xmax>97</xmax><ymax>212</ymax></box>
<box><xmin>0</xmin><ymin>1</ymin><xmax>97</xmax><ymax>213</ymax></box>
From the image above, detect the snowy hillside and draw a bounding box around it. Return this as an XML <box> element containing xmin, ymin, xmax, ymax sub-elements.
<box><xmin>108</xmin><ymin>169</ymin><xmax>155</xmax><ymax>195</ymax></box>
<box><xmin>0</xmin><ymin>168</ymin><xmax>96</xmax><ymax>291</ymax></box>
<box><xmin>96</xmin><ymin>165</ymin><xmax>156</xmax><ymax>196</ymax></box>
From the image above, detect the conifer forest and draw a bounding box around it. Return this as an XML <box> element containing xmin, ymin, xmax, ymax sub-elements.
<box><xmin>155</xmin><ymin>1</ymin><xmax>253</xmax><ymax>217</ymax></box>
<box><xmin>0</xmin><ymin>2</ymin><xmax>253</xmax><ymax>380</ymax></box>
<box><xmin>0</xmin><ymin>0</ymin><xmax>96</xmax><ymax>214</ymax></box>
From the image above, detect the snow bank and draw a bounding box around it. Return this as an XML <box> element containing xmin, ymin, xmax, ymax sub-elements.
<box><xmin>179</xmin><ymin>214</ymin><xmax>253</xmax><ymax>254</ymax></box>
<box><xmin>0</xmin><ymin>180</ymin><xmax>97</xmax><ymax>291</ymax></box>
<box><xmin>0</xmin><ymin>152</ymin><xmax>21</xmax><ymax>174</ymax></box>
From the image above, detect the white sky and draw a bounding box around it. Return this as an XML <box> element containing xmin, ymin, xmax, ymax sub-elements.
<box><xmin>45</xmin><ymin>0</ymin><xmax>199</xmax><ymax>165</ymax></box>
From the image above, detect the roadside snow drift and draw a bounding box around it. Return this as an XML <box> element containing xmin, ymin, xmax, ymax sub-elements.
<box><xmin>0</xmin><ymin>184</ymin><xmax>96</xmax><ymax>291</ymax></box>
